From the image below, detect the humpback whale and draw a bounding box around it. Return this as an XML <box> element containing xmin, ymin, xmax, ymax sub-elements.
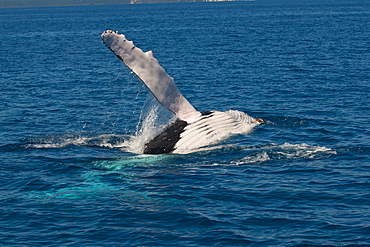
<box><xmin>101</xmin><ymin>30</ymin><xmax>263</xmax><ymax>154</ymax></box>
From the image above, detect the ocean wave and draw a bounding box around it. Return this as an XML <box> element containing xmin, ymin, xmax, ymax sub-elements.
<box><xmin>91</xmin><ymin>142</ymin><xmax>337</xmax><ymax>171</ymax></box>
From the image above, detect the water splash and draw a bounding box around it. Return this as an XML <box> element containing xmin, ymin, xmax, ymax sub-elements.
<box><xmin>122</xmin><ymin>94</ymin><xmax>175</xmax><ymax>154</ymax></box>
<box><xmin>24</xmin><ymin>133</ymin><xmax>128</xmax><ymax>149</ymax></box>
<box><xmin>19</xmin><ymin>94</ymin><xmax>174</xmax><ymax>153</ymax></box>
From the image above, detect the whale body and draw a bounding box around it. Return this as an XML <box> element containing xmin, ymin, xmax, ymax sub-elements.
<box><xmin>101</xmin><ymin>30</ymin><xmax>262</xmax><ymax>154</ymax></box>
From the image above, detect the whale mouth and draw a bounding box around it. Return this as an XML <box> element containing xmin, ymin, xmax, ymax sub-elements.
<box><xmin>256</xmin><ymin>118</ymin><xmax>264</xmax><ymax>124</ymax></box>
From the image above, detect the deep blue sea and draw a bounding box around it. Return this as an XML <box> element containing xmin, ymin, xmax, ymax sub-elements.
<box><xmin>1</xmin><ymin>0</ymin><xmax>370</xmax><ymax>245</ymax></box>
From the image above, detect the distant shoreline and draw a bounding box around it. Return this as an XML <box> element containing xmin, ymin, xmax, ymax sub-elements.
<box><xmin>0</xmin><ymin>0</ymin><xmax>252</xmax><ymax>9</ymax></box>
<box><xmin>0</xmin><ymin>4</ymin><xmax>120</xmax><ymax>9</ymax></box>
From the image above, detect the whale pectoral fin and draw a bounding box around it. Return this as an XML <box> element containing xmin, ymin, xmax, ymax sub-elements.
<box><xmin>101</xmin><ymin>30</ymin><xmax>200</xmax><ymax>121</ymax></box>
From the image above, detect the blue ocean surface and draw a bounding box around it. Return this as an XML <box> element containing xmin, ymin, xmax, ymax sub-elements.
<box><xmin>1</xmin><ymin>0</ymin><xmax>370</xmax><ymax>245</ymax></box>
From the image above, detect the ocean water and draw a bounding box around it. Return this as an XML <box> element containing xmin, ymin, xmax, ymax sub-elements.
<box><xmin>1</xmin><ymin>0</ymin><xmax>370</xmax><ymax>245</ymax></box>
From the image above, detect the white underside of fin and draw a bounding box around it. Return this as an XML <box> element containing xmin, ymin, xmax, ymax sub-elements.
<box><xmin>101</xmin><ymin>30</ymin><xmax>200</xmax><ymax>120</ymax></box>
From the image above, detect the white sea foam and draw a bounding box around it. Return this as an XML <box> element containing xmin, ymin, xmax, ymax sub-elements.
<box><xmin>25</xmin><ymin>134</ymin><xmax>128</xmax><ymax>149</ymax></box>
<box><xmin>237</xmin><ymin>151</ymin><xmax>271</xmax><ymax>164</ymax></box>
<box><xmin>274</xmin><ymin>142</ymin><xmax>337</xmax><ymax>159</ymax></box>
<box><xmin>230</xmin><ymin>143</ymin><xmax>337</xmax><ymax>165</ymax></box>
